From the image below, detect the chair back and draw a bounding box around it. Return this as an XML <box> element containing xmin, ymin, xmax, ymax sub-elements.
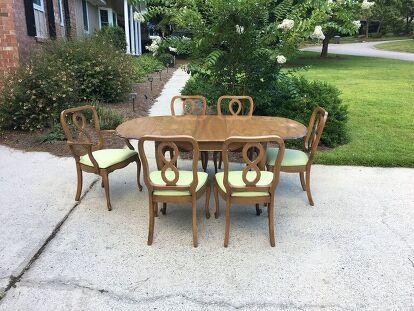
<box><xmin>60</xmin><ymin>105</ymin><xmax>103</xmax><ymax>153</ymax></box>
<box><xmin>304</xmin><ymin>107</ymin><xmax>328</xmax><ymax>161</ymax></box>
<box><xmin>138</xmin><ymin>135</ymin><xmax>200</xmax><ymax>194</ymax></box>
<box><xmin>170</xmin><ymin>95</ymin><xmax>207</xmax><ymax>116</ymax></box>
<box><xmin>217</xmin><ymin>96</ymin><xmax>254</xmax><ymax>116</ymax></box>
<box><xmin>222</xmin><ymin>136</ymin><xmax>285</xmax><ymax>196</ymax></box>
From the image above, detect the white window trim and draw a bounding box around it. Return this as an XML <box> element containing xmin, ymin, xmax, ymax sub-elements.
<box><xmin>33</xmin><ymin>0</ymin><xmax>45</xmax><ymax>12</ymax></box>
<box><xmin>58</xmin><ymin>0</ymin><xmax>64</xmax><ymax>26</ymax></box>
<box><xmin>98</xmin><ymin>7</ymin><xmax>114</xmax><ymax>29</ymax></box>
<box><xmin>82</xmin><ymin>0</ymin><xmax>89</xmax><ymax>33</ymax></box>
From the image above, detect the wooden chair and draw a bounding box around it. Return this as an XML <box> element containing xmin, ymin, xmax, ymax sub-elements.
<box><xmin>138</xmin><ymin>135</ymin><xmax>211</xmax><ymax>247</ymax></box>
<box><xmin>213</xmin><ymin>136</ymin><xmax>285</xmax><ymax>247</ymax></box>
<box><xmin>60</xmin><ymin>105</ymin><xmax>142</xmax><ymax>211</ymax></box>
<box><xmin>213</xmin><ymin>95</ymin><xmax>255</xmax><ymax>173</ymax></box>
<box><xmin>169</xmin><ymin>95</ymin><xmax>209</xmax><ymax>172</ymax></box>
<box><xmin>170</xmin><ymin>95</ymin><xmax>207</xmax><ymax>116</ymax></box>
<box><xmin>266</xmin><ymin>107</ymin><xmax>328</xmax><ymax>206</ymax></box>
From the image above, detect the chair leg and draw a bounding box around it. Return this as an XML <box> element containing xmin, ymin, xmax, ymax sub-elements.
<box><xmin>299</xmin><ymin>172</ymin><xmax>306</xmax><ymax>191</ymax></box>
<box><xmin>192</xmin><ymin>197</ymin><xmax>198</xmax><ymax>248</ymax></box>
<box><xmin>136</xmin><ymin>159</ymin><xmax>143</xmax><ymax>191</ymax></box>
<box><xmin>161</xmin><ymin>203</ymin><xmax>167</xmax><ymax>215</ymax></box>
<box><xmin>101</xmin><ymin>171</ymin><xmax>112</xmax><ymax>211</ymax></box>
<box><xmin>255</xmin><ymin>204</ymin><xmax>262</xmax><ymax>216</ymax></box>
<box><xmin>305</xmin><ymin>167</ymin><xmax>314</xmax><ymax>206</ymax></box>
<box><xmin>213</xmin><ymin>152</ymin><xmax>218</xmax><ymax>174</ymax></box>
<box><xmin>148</xmin><ymin>200</ymin><xmax>155</xmax><ymax>245</ymax></box>
<box><xmin>154</xmin><ymin>203</ymin><xmax>159</xmax><ymax>217</ymax></box>
<box><xmin>214</xmin><ymin>182</ymin><xmax>219</xmax><ymax>219</ymax></box>
<box><xmin>75</xmin><ymin>163</ymin><xmax>83</xmax><ymax>201</ymax></box>
<box><xmin>268</xmin><ymin>199</ymin><xmax>276</xmax><ymax>247</ymax></box>
<box><xmin>224</xmin><ymin>199</ymin><xmax>231</xmax><ymax>247</ymax></box>
<box><xmin>218</xmin><ymin>152</ymin><xmax>222</xmax><ymax>169</ymax></box>
<box><xmin>201</xmin><ymin>151</ymin><xmax>208</xmax><ymax>172</ymax></box>
<box><xmin>205</xmin><ymin>183</ymin><xmax>211</xmax><ymax>219</ymax></box>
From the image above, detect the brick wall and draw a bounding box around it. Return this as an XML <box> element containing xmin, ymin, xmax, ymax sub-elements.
<box><xmin>0</xmin><ymin>0</ymin><xmax>19</xmax><ymax>78</ymax></box>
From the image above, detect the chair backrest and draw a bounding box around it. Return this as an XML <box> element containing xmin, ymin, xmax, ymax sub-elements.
<box><xmin>60</xmin><ymin>105</ymin><xmax>103</xmax><ymax>152</ymax></box>
<box><xmin>221</xmin><ymin>136</ymin><xmax>285</xmax><ymax>196</ymax></box>
<box><xmin>304</xmin><ymin>107</ymin><xmax>328</xmax><ymax>161</ymax></box>
<box><xmin>138</xmin><ymin>135</ymin><xmax>200</xmax><ymax>194</ymax></box>
<box><xmin>170</xmin><ymin>95</ymin><xmax>207</xmax><ymax>116</ymax></box>
<box><xmin>217</xmin><ymin>96</ymin><xmax>254</xmax><ymax>116</ymax></box>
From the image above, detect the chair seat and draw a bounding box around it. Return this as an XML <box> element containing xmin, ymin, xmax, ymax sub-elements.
<box><xmin>215</xmin><ymin>171</ymin><xmax>273</xmax><ymax>197</ymax></box>
<box><xmin>266</xmin><ymin>148</ymin><xmax>308</xmax><ymax>167</ymax></box>
<box><xmin>80</xmin><ymin>149</ymin><xmax>137</xmax><ymax>169</ymax></box>
<box><xmin>150</xmin><ymin>171</ymin><xmax>208</xmax><ymax>196</ymax></box>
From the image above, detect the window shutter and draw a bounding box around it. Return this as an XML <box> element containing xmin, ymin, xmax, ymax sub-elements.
<box><xmin>23</xmin><ymin>0</ymin><xmax>36</xmax><ymax>37</ymax></box>
<box><xmin>46</xmin><ymin>0</ymin><xmax>56</xmax><ymax>38</ymax></box>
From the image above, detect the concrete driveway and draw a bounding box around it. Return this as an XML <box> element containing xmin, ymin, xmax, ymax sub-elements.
<box><xmin>0</xmin><ymin>144</ymin><xmax>413</xmax><ymax>310</ymax></box>
<box><xmin>303</xmin><ymin>40</ymin><xmax>414</xmax><ymax>62</ymax></box>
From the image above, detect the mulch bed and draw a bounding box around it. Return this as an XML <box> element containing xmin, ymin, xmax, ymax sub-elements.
<box><xmin>0</xmin><ymin>64</ymin><xmax>182</xmax><ymax>157</ymax></box>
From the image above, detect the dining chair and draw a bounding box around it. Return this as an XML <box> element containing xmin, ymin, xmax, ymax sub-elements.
<box><xmin>138</xmin><ymin>135</ymin><xmax>211</xmax><ymax>247</ymax></box>
<box><xmin>213</xmin><ymin>95</ymin><xmax>255</xmax><ymax>173</ymax></box>
<box><xmin>266</xmin><ymin>107</ymin><xmax>328</xmax><ymax>206</ymax></box>
<box><xmin>213</xmin><ymin>136</ymin><xmax>285</xmax><ymax>247</ymax></box>
<box><xmin>60</xmin><ymin>105</ymin><xmax>142</xmax><ymax>211</ymax></box>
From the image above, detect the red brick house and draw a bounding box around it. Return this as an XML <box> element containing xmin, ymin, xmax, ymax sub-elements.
<box><xmin>0</xmin><ymin>0</ymin><xmax>144</xmax><ymax>80</ymax></box>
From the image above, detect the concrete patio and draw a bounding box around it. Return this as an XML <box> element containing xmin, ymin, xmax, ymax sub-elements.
<box><xmin>0</xmin><ymin>143</ymin><xmax>413</xmax><ymax>310</ymax></box>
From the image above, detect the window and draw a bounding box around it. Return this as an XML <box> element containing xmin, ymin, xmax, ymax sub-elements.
<box><xmin>33</xmin><ymin>0</ymin><xmax>44</xmax><ymax>12</ymax></box>
<box><xmin>58</xmin><ymin>0</ymin><xmax>64</xmax><ymax>26</ymax></box>
<box><xmin>98</xmin><ymin>8</ymin><xmax>116</xmax><ymax>29</ymax></box>
<box><xmin>82</xmin><ymin>0</ymin><xmax>89</xmax><ymax>33</ymax></box>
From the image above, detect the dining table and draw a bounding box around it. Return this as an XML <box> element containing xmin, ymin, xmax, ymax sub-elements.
<box><xmin>116</xmin><ymin>115</ymin><xmax>307</xmax><ymax>152</ymax></box>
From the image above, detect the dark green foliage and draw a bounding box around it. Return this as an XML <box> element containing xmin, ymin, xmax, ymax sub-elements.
<box><xmin>38</xmin><ymin>124</ymin><xmax>66</xmax><ymax>142</ymax></box>
<box><xmin>95</xmin><ymin>26</ymin><xmax>127</xmax><ymax>51</ymax></box>
<box><xmin>156</xmin><ymin>53</ymin><xmax>175</xmax><ymax>66</ymax></box>
<box><xmin>94</xmin><ymin>103</ymin><xmax>124</xmax><ymax>130</ymax></box>
<box><xmin>0</xmin><ymin>38</ymin><xmax>134</xmax><ymax>131</ymax></box>
<box><xmin>182</xmin><ymin>74</ymin><xmax>349</xmax><ymax>147</ymax></box>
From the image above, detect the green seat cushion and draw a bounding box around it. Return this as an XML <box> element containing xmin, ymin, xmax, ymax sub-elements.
<box><xmin>150</xmin><ymin>171</ymin><xmax>208</xmax><ymax>196</ymax></box>
<box><xmin>215</xmin><ymin>171</ymin><xmax>273</xmax><ymax>197</ymax></box>
<box><xmin>266</xmin><ymin>148</ymin><xmax>308</xmax><ymax>167</ymax></box>
<box><xmin>80</xmin><ymin>149</ymin><xmax>137</xmax><ymax>169</ymax></box>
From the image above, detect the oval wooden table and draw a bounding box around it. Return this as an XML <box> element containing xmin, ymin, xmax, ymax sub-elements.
<box><xmin>116</xmin><ymin>115</ymin><xmax>307</xmax><ymax>151</ymax></box>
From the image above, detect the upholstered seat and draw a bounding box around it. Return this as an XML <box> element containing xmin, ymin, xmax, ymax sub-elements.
<box><xmin>215</xmin><ymin>171</ymin><xmax>273</xmax><ymax>197</ymax></box>
<box><xmin>150</xmin><ymin>171</ymin><xmax>208</xmax><ymax>196</ymax></box>
<box><xmin>80</xmin><ymin>149</ymin><xmax>138</xmax><ymax>169</ymax></box>
<box><xmin>266</xmin><ymin>148</ymin><xmax>309</xmax><ymax>167</ymax></box>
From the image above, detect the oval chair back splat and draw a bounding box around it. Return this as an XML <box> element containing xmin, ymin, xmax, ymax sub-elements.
<box><xmin>216</xmin><ymin>95</ymin><xmax>254</xmax><ymax>116</ymax></box>
<box><xmin>170</xmin><ymin>95</ymin><xmax>207</xmax><ymax>116</ymax></box>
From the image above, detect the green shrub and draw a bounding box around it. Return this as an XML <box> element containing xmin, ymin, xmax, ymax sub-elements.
<box><xmin>95</xmin><ymin>26</ymin><xmax>127</xmax><ymax>51</ymax></box>
<box><xmin>38</xmin><ymin>124</ymin><xmax>66</xmax><ymax>142</ymax></box>
<box><xmin>0</xmin><ymin>38</ymin><xmax>134</xmax><ymax>131</ymax></box>
<box><xmin>182</xmin><ymin>74</ymin><xmax>349</xmax><ymax>147</ymax></box>
<box><xmin>160</xmin><ymin>36</ymin><xmax>194</xmax><ymax>57</ymax></box>
<box><xmin>132</xmin><ymin>54</ymin><xmax>165</xmax><ymax>81</ymax></box>
<box><xmin>94</xmin><ymin>103</ymin><xmax>124</xmax><ymax>130</ymax></box>
<box><xmin>156</xmin><ymin>53</ymin><xmax>175</xmax><ymax>67</ymax></box>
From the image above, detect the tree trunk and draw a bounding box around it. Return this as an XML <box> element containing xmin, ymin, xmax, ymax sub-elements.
<box><xmin>365</xmin><ymin>19</ymin><xmax>370</xmax><ymax>38</ymax></box>
<box><xmin>320</xmin><ymin>38</ymin><xmax>330</xmax><ymax>58</ymax></box>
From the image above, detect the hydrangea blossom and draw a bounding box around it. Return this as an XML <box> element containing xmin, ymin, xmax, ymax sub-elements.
<box><xmin>277</xmin><ymin>19</ymin><xmax>295</xmax><ymax>31</ymax></box>
<box><xmin>149</xmin><ymin>35</ymin><xmax>162</xmax><ymax>44</ymax></box>
<box><xmin>145</xmin><ymin>41</ymin><xmax>159</xmax><ymax>54</ymax></box>
<box><xmin>361</xmin><ymin>0</ymin><xmax>375</xmax><ymax>10</ymax></box>
<box><xmin>133</xmin><ymin>12</ymin><xmax>145</xmax><ymax>23</ymax></box>
<box><xmin>353</xmin><ymin>20</ymin><xmax>361</xmax><ymax>28</ymax></box>
<box><xmin>276</xmin><ymin>55</ymin><xmax>287</xmax><ymax>64</ymax></box>
<box><xmin>311</xmin><ymin>26</ymin><xmax>325</xmax><ymax>40</ymax></box>
<box><xmin>169</xmin><ymin>47</ymin><xmax>177</xmax><ymax>52</ymax></box>
<box><xmin>235</xmin><ymin>25</ymin><xmax>245</xmax><ymax>34</ymax></box>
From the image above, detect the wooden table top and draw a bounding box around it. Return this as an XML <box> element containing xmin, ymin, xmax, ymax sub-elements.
<box><xmin>117</xmin><ymin>116</ymin><xmax>307</xmax><ymax>148</ymax></box>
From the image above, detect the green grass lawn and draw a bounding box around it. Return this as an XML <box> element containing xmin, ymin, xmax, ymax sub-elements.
<box><xmin>292</xmin><ymin>53</ymin><xmax>414</xmax><ymax>167</ymax></box>
<box><xmin>374</xmin><ymin>40</ymin><xmax>414</xmax><ymax>53</ymax></box>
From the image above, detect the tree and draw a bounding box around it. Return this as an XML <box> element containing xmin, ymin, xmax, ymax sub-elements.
<box><xmin>318</xmin><ymin>0</ymin><xmax>367</xmax><ymax>57</ymax></box>
<box><xmin>398</xmin><ymin>0</ymin><xmax>414</xmax><ymax>34</ymax></box>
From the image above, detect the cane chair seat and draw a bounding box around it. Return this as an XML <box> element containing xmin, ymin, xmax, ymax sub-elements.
<box><xmin>215</xmin><ymin>171</ymin><xmax>273</xmax><ymax>197</ymax></box>
<box><xmin>80</xmin><ymin>149</ymin><xmax>138</xmax><ymax>169</ymax></box>
<box><xmin>266</xmin><ymin>148</ymin><xmax>309</xmax><ymax>167</ymax></box>
<box><xmin>150</xmin><ymin>171</ymin><xmax>208</xmax><ymax>196</ymax></box>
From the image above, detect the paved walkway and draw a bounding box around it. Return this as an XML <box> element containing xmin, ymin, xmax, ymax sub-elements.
<box><xmin>303</xmin><ymin>40</ymin><xmax>414</xmax><ymax>62</ymax></box>
<box><xmin>1</xmin><ymin>68</ymin><xmax>414</xmax><ymax>310</ymax></box>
